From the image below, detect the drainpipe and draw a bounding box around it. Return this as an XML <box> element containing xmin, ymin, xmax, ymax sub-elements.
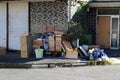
<box><xmin>67</xmin><ymin>0</ymin><xmax>71</xmax><ymax>31</ymax></box>
<box><xmin>68</xmin><ymin>0</ymin><xmax>71</xmax><ymax>22</ymax></box>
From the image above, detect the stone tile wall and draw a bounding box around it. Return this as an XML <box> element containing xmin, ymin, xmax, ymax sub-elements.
<box><xmin>30</xmin><ymin>1</ymin><xmax>68</xmax><ymax>33</ymax></box>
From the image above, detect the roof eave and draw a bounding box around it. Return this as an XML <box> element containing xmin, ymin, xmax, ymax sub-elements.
<box><xmin>88</xmin><ymin>2</ymin><xmax>120</xmax><ymax>8</ymax></box>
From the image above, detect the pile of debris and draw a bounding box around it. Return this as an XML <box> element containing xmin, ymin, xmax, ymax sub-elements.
<box><xmin>77</xmin><ymin>45</ymin><xmax>110</xmax><ymax>63</ymax></box>
<box><xmin>20</xmin><ymin>31</ymin><xmax>111</xmax><ymax>63</ymax></box>
<box><xmin>20</xmin><ymin>31</ymin><xmax>64</xmax><ymax>58</ymax></box>
<box><xmin>20</xmin><ymin>26</ymin><xmax>111</xmax><ymax>64</ymax></box>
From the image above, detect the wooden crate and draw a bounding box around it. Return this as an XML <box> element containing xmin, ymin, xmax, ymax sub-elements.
<box><xmin>55</xmin><ymin>35</ymin><xmax>62</xmax><ymax>51</ymax></box>
<box><xmin>62</xmin><ymin>41</ymin><xmax>73</xmax><ymax>52</ymax></box>
<box><xmin>48</xmin><ymin>36</ymin><xmax>55</xmax><ymax>51</ymax></box>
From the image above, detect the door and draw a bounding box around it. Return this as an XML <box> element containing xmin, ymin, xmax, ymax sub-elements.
<box><xmin>8</xmin><ymin>3</ymin><xmax>28</xmax><ymax>50</ymax></box>
<box><xmin>110</xmin><ymin>16</ymin><xmax>119</xmax><ymax>49</ymax></box>
<box><xmin>0</xmin><ymin>3</ymin><xmax>7</xmax><ymax>48</ymax></box>
<box><xmin>97</xmin><ymin>16</ymin><xmax>110</xmax><ymax>48</ymax></box>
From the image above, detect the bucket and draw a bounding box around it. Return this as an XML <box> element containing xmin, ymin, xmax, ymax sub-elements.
<box><xmin>35</xmin><ymin>49</ymin><xmax>44</xmax><ymax>58</ymax></box>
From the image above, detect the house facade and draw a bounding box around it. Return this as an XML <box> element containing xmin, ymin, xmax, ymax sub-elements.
<box><xmin>0</xmin><ymin>0</ymin><xmax>69</xmax><ymax>50</ymax></box>
<box><xmin>88</xmin><ymin>0</ymin><xmax>120</xmax><ymax>49</ymax></box>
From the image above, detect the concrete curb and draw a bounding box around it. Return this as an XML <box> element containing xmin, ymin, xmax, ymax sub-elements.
<box><xmin>1</xmin><ymin>59</ymin><xmax>119</xmax><ymax>69</ymax></box>
<box><xmin>0</xmin><ymin>63</ymin><xmax>32</xmax><ymax>68</ymax></box>
<box><xmin>0</xmin><ymin>62</ymin><xmax>87</xmax><ymax>68</ymax></box>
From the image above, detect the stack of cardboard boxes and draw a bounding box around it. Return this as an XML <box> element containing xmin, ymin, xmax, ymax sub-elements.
<box><xmin>55</xmin><ymin>31</ymin><xmax>64</xmax><ymax>52</ymax></box>
<box><xmin>55</xmin><ymin>35</ymin><xmax>62</xmax><ymax>51</ymax></box>
<box><xmin>48</xmin><ymin>36</ymin><xmax>55</xmax><ymax>51</ymax></box>
<box><xmin>20</xmin><ymin>34</ymin><xmax>32</xmax><ymax>58</ymax></box>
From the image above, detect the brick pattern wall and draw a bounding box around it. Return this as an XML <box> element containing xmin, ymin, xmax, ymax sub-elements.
<box><xmin>30</xmin><ymin>1</ymin><xmax>68</xmax><ymax>33</ymax></box>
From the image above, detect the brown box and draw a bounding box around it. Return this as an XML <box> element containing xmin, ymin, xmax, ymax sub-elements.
<box><xmin>54</xmin><ymin>31</ymin><xmax>64</xmax><ymax>35</ymax></box>
<box><xmin>65</xmin><ymin>50</ymin><xmax>78</xmax><ymax>59</ymax></box>
<box><xmin>0</xmin><ymin>49</ymin><xmax>6</xmax><ymax>56</ymax></box>
<box><xmin>55</xmin><ymin>35</ymin><xmax>62</xmax><ymax>51</ymax></box>
<box><xmin>20</xmin><ymin>34</ymin><xmax>32</xmax><ymax>58</ymax></box>
<box><xmin>33</xmin><ymin>39</ymin><xmax>43</xmax><ymax>48</ymax></box>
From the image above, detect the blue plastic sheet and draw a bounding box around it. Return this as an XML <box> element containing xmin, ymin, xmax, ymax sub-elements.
<box><xmin>91</xmin><ymin>49</ymin><xmax>108</xmax><ymax>60</ymax></box>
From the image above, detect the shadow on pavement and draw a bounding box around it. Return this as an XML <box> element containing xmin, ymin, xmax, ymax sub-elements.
<box><xmin>105</xmin><ymin>49</ymin><xmax>120</xmax><ymax>58</ymax></box>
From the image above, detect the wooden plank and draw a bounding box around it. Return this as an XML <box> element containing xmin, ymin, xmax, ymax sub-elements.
<box><xmin>62</xmin><ymin>41</ymin><xmax>73</xmax><ymax>52</ymax></box>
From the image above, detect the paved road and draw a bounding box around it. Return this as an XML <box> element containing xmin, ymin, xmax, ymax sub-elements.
<box><xmin>0</xmin><ymin>65</ymin><xmax>120</xmax><ymax>80</ymax></box>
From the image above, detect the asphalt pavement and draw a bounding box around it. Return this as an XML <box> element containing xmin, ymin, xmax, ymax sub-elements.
<box><xmin>0</xmin><ymin>65</ymin><xmax>120</xmax><ymax>80</ymax></box>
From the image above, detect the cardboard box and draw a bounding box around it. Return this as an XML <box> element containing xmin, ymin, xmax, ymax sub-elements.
<box><xmin>62</xmin><ymin>41</ymin><xmax>73</xmax><ymax>52</ymax></box>
<box><xmin>20</xmin><ymin>34</ymin><xmax>32</xmax><ymax>58</ymax></box>
<box><xmin>48</xmin><ymin>36</ymin><xmax>55</xmax><ymax>51</ymax></box>
<box><xmin>55</xmin><ymin>35</ymin><xmax>62</xmax><ymax>51</ymax></box>
<box><xmin>33</xmin><ymin>39</ymin><xmax>43</xmax><ymax>48</ymax></box>
<box><xmin>54</xmin><ymin>31</ymin><xmax>64</xmax><ymax>35</ymax></box>
<box><xmin>65</xmin><ymin>50</ymin><xmax>78</xmax><ymax>59</ymax></box>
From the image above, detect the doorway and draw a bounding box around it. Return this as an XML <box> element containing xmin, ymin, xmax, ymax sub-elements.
<box><xmin>97</xmin><ymin>16</ymin><xmax>110</xmax><ymax>48</ymax></box>
<box><xmin>97</xmin><ymin>16</ymin><xmax>119</xmax><ymax>49</ymax></box>
<box><xmin>0</xmin><ymin>2</ymin><xmax>28</xmax><ymax>50</ymax></box>
<box><xmin>8</xmin><ymin>3</ymin><xmax>28</xmax><ymax>50</ymax></box>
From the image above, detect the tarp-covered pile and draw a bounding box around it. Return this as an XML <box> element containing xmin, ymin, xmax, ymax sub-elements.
<box><xmin>77</xmin><ymin>45</ymin><xmax>110</xmax><ymax>62</ymax></box>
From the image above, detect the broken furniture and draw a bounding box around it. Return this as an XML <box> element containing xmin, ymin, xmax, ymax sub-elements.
<box><xmin>77</xmin><ymin>46</ymin><xmax>88</xmax><ymax>57</ymax></box>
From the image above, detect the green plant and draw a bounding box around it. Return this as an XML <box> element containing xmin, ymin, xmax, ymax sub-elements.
<box><xmin>65</xmin><ymin>1</ymin><xmax>91</xmax><ymax>44</ymax></box>
<box><xmin>71</xmin><ymin>1</ymin><xmax>88</xmax><ymax>34</ymax></box>
<box><xmin>79</xmin><ymin>34</ymin><xmax>92</xmax><ymax>45</ymax></box>
<box><xmin>65</xmin><ymin>23</ymin><xmax>82</xmax><ymax>41</ymax></box>
<box><xmin>86</xmin><ymin>61</ymin><xmax>112</xmax><ymax>66</ymax></box>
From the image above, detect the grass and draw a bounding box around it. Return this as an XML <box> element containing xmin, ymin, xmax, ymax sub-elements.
<box><xmin>86</xmin><ymin>60</ymin><xmax>112</xmax><ymax>66</ymax></box>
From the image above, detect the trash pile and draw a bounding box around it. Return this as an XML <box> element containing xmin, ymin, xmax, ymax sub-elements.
<box><xmin>20</xmin><ymin>25</ymin><xmax>110</xmax><ymax>64</ymax></box>
<box><xmin>77</xmin><ymin>45</ymin><xmax>110</xmax><ymax>62</ymax></box>
<box><xmin>88</xmin><ymin>48</ymin><xmax>109</xmax><ymax>62</ymax></box>
<box><xmin>20</xmin><ymin>30</ymin><xmax>64</xmax><ymax>58</ymax></box>
<box><xmin>20</xmin><ymin>31</ymin><xmax>111</xmax><ymax>64</ymax></box>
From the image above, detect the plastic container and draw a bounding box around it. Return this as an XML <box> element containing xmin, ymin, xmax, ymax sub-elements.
<box><xmin>35</xmin><ymin>49</ymin><xmax>44</xmax><ymax>58</ymax></box>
